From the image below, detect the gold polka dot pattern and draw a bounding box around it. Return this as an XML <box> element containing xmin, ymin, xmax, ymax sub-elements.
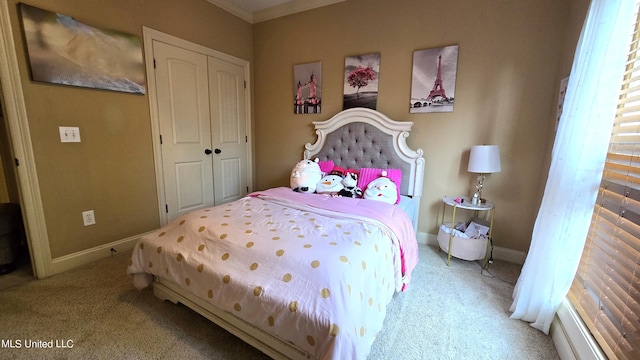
<box><xmin>320</xmin><ymin>288</ymin><xmax>331</xmax><ymax>298</ymax></box>
<box><xmin>306</xmin><ymin>335</ymin><xmax>315</xmax><ymax>346</ymax></box>
<box><xmin>127</xmin><ymin>192</ymin><xmax>400</xmax><ymax>359</ymax></box>
<box><xmin>329</xmin><ymin>324</ymin><xmax>340</xmax><ymax>336</ymax></box>
<box><xmin>289</xmin><ymin>301</ymin><xmax>298</xmax><ymax>312</ymax></box>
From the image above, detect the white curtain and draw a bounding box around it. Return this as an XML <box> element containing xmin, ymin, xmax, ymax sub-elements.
<box><xmin>509</xmin><ymin>0</ymin><xmax>636</xmax><ymax>334</ymax></box>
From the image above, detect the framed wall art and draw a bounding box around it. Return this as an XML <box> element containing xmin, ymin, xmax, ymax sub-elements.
<box><xmin>18</xmin><ymin>3</ymin><xmax>146</xmax><ymax>94</ymax></box>
<box><xmin>343</xmin><ymin>53</ymin><xmax>380</xmax><ymax>110</ymax></box>
<box><xmin>294</xmin><ymin>61</ymin><xmax>322</xmax><ymax>114</ymax></box>
<box><xmin>410</xmin><ymin>45</ymin><xmax>459</xmax><ymax>113</ymax></box>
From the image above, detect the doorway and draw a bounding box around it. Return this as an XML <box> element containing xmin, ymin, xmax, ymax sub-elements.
<box><xmin>0</xmin><ymin>2</ymin><xmax>56</xmax><ymax>278</ymax></box>
<box><xmin>0</xmin><ymin>86</ymin><xmax>30</xmax><ymax>277</ymax></box>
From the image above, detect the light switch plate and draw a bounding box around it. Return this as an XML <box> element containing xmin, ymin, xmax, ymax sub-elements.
<box><xmin>59</xmin><ymin>126</ymin><xmax>81</xmax><ymax>143</ymax></box>
<box><xmin>82</xmin><ymin>210</ymin><xmax>95</xmax><ymax>226</ymax></box>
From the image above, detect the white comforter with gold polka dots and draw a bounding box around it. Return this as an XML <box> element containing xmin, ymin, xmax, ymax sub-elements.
<box><xmin>128</xmin><ymin>187</ymin><xmax>418</xmax><ymax>359</ymax></box>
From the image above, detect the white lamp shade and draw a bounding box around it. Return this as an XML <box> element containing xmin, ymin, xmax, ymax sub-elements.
<box><xmin>468</xmin><ymin>145</ymin><xmax>501</xmax><ymax>173</ymax></box>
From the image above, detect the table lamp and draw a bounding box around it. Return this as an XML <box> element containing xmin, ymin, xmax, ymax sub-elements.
<box><xmin>468</xmin><ymin>145</ymin><xmax>501</xmax><ymax>204</ymax></box>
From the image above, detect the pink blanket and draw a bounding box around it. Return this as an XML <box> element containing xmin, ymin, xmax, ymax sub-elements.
<box><xmin>250</xmin><ymin>187</ymin><xmax>418</xmax><ymax>290</ymax></box>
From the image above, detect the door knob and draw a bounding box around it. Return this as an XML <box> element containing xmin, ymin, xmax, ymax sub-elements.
<box><xmin>214</xmin><ymin>148</ymin><xmax>222</xmax><ymax>154</ymax></box>
<box><xmin>204</xmin><ymin>149</ymin><xmax>213</xmax><ymax>155</ymax></box>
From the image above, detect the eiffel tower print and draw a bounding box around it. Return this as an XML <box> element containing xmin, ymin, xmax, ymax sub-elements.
<box><xmin>426</xmin><ymin>55</ymin><xmax>448</xmax><ymax>101</ymax></box>
<box><xmin>411</xmin><ymin>45</ymin><xmax>459</xmax><ymax>113</ymax></box>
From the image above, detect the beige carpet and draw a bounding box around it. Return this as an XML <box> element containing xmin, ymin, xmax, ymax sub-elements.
<box><xmin>0</xmin><ymin>244</ymin><xmax>560</xmax><ymax>359</ymax></box>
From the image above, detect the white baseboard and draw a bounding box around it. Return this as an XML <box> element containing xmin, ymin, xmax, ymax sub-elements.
<box><xmin>551</xmin><ymin>298</ymin><xmax>606</xmax><ymax>360</ymax></box>
<box><xmin>551</xmin><ymin>311</ymin><xmax>577</xmax><ymax>360</ymax></box>
<box><xmin>50</xmin><ymin>230</ymin><xmax>523</xmax><ymax>275</ymax></box>
<box><xmin>491</xmin><ymin>246</ymin><xmax>526</xmax><ymax>264</ymax></box>
<box><xmin>421</xmin><ymin>231</ymin><xmax>526</xmax><ymax>265</ymax></box>
<box><xmin>417</xmin><ymin>231</ymin><xmax>431</xmax><ymax>245</ymax></box>
<box><xmin>51</xmin><ymin>231</ymin><xmax>152</xmax><ymax>275</ymax></box>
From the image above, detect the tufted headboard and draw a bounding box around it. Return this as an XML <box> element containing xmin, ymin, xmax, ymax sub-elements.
<box><xmin>304</xmin><ymin>108</ymin><xmax>425</xmax><ymax>199</ymax></box>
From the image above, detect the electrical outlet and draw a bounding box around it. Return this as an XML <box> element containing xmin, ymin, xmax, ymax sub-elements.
<box><xmin>82</xmin><ymin>210</ymin><xmax>96</xmax><ymax>226</ymax></box>
<box><xmin>59</xmin><ymin>126</ymin><xmax>81</xmax><ymax>143</ymax></box>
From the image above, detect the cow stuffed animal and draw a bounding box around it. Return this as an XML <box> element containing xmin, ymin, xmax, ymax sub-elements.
<box><xmin>290</xmin><ymin>158</ymin><xmax>322</xmax><ymax>193</ymax></box>
<box><xmin>337</xmin><ymin>170</ymin><xmax>363</xmax><ymax>198</ymax></box>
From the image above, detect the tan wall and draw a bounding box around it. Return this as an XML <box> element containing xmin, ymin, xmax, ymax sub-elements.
<box><xmin>253</xmin><ymin>0</ymin><xmax>589</xmax><ymax>253</ymax></box>
<box><xmin>2</xmin><ymin>0</ymin><xmax>590</xmax><ymax>261</ymax></box>
<box><xmin>5</xmin><ymin>0</ymin><xmax>252</xmax><ymax>258</ymax></box>
<box><xmin>536</xmin><ymin>0</ymin><xmax>591</xmax><ymax>197</ymax></box>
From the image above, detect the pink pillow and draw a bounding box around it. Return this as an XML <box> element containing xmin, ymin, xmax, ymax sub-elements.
<box><xmin>358</xmin><ymin>168</ymin><xmax>402</xmax><ymax>204</ymax></box>
<box><xmin>318</xmin><ymin>160</ymin><xmax>334</xmax><ymax>175</ymax></box>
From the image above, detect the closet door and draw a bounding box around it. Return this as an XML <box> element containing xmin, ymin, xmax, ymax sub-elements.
<box><xmin>208</xmin><ymin>57</ymin><xmax>248</xmax><ymax>205</ymax></box>
<box><xmin>153</xmin><ymin>40</ymin><xmax>214</xmax><ymax>221</ymax></box>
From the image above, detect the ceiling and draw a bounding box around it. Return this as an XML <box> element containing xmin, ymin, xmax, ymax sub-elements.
<box><xmin>206</xmin><ymin>0</ymin><xmax>345</xmax><ymax>23</ymax></box>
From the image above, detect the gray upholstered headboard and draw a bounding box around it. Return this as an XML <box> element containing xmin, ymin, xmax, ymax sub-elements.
<box><xmin>304</xmin><ymin>108</ymin><xmax>425</xmax><ymax>199</ymax></box>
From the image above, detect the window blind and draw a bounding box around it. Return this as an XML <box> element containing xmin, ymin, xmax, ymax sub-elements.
<box><xmin>568</xmin><ymin>5</ymin><xmax>640</xmax><ymax>360</ymax></box>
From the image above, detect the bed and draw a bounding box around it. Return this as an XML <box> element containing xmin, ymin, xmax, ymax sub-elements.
<box><xmin>128</xmin><ymin>108</ymin><xmax>425</xmax><ymax>359</ymax></box>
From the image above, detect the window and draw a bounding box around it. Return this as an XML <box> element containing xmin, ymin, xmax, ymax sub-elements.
<box><xmin>568</xmin><ymin>5</ymin><xmax>640</xmax><ymax>360</ymax></box>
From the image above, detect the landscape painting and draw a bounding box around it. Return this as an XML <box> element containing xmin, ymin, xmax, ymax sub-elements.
<box><xmin>19</xmin><ymin>3</ymin><xmax>146</xmax><ymax>94</ymax></box>
<box><xmin>410</xmin><ymin>45</ymin><xmax>458</xmax><ymax>113</ymax></box>
<box><xmin>343</xmin><ymin>53</ymin><xmax>380</xmax><ymax>110</ymax></box>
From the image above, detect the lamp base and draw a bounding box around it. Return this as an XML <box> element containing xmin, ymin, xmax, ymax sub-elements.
<box><xmin>471</xmin><ymin>173</ymin><xmax>486</xmax><ymax>204</ymax></box>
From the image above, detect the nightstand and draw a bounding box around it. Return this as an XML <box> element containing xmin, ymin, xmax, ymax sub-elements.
<box><xmin>439</xmin><ymin>196</ymin><xmax>495</xmax><ymax>267</ymax></box>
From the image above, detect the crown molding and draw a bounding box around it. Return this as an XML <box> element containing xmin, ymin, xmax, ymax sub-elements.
<box><xmin>207</xmin><ymin>0</ymin><xmax>345</xmax><ymax>24</ymax></box>
<box><xmin>254</xmin><ymin>0</ymin><xmax>345</xmax><ymax>23</ymax></box>
<box><xmin>207</xmin><ymin>0</ymin><xmax>253</xmax><ymax>22</ymax></box>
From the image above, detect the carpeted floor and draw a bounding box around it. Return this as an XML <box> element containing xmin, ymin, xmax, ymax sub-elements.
<box><xmin>0</xmin><ymin>244</ymin><xmax>560</xmax><ymax>359</ymax></box>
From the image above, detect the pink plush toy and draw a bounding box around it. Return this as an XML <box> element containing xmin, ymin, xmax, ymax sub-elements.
<box><xmin>290</xmin><ymin>159</ymin><xmax>322</xmax><ymax>193</ymax></box>
<box><xmin>363</xmin><ymin>171</ymin><xmax>398</xmax><ymax>204</ymax></box>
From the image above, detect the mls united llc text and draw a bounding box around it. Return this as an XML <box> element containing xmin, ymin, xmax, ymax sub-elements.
<box><xmin>1</xmin><ymin>339</ymin><xmax>74</xmax><ymax>349</ymax></box>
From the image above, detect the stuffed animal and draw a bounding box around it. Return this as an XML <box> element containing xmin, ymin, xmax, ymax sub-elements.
<box><xmin>317</xmin><ymin>166</ymin><xmax>345</xmax><ymax>195</ymax></box>
<box><xmin>290</xmin><ymin>159</ymin><xmax>322</xmax><ymax>193</ymax></box>
<box><xmin>316</xmin><ymin>173</ymin><xmax>344</xmax><ymax>195</ymax></box>
<box><xmin>363</xmin><ymin>171</ymin><xmax>397</xmax><ymax>204</ymax></box>
<box><xmin>337</xmin><ymin>170</ymin><xmax>363</xmax><ymax>198</ymax></box>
